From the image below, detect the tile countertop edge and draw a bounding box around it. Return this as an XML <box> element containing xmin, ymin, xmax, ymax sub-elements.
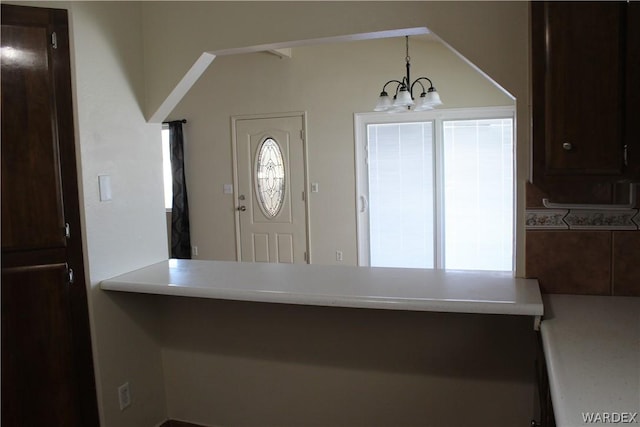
<box><xmin>100</xmin><ymin>259</ymin><xmax>543</xmax><ymax>317</ymax></box>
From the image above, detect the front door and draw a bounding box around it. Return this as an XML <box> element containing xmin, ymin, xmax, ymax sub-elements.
<box><xmin>233</xmin><ymin>114</ymin><xmax>309</xmax><ymax>263</ymax></box>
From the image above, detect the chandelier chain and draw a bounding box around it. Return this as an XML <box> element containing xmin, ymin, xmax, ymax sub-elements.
<box><xmin>405</xmin><ymin>36</ymin><xmax>411</xmax><ymax>63</ymax></box>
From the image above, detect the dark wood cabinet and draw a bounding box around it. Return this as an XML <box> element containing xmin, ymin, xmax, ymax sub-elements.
<box><xmin>624</xmin><ymin>1</ymin><xmax>640</xmax><ymax>180</ymax></box>
<box><xmin>2</xmin><ymin>264</ymin><xmax>82</xmax><ymax>426</ymax></box>
<box><xmin>1</xmin><ymin>15</ymin><xmax>67</xmax><ymax>251</ymax></box>
<box><xmin>531</xmin><ymin>2</ymin><xmax>640</xmax><ymax>202</ymax></box>
<box><xmin>1</xmin><ymin>5</ymin><xmax>99</xmax><ymax>426</ymax></box>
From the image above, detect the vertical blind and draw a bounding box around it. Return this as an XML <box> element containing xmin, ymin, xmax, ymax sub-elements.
<box><xmin>366</xmin><ymin>117</ymin><xmax>513</xmax><ymax>271</ymax></box>
<box><xmin>443</xmin><ymin>119</ymin><xmax>513</xmax><ymax>271</ymax></box>
<box><xmin>367</xmin><ymin>122</ymin><xmax>435</xmax><ymax>268</ymax></box>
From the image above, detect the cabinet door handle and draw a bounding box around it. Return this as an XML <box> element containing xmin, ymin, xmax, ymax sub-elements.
<box><xmin>66</xmin><ymin>264</ymin><xmax>74</xmax><ymax>285</ymax></box>
<box><xmin>359</xmin><ymin>195</ymin><xmax>368</xmax><ymax>213</ymax></box>
<box><xmin>562</xmin><ymin>142</ymin><xmax>573</xmax><ymax>151</ymax></box>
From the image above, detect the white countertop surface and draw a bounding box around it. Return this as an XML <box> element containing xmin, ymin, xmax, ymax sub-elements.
<box><xmin>540</xmin><ymin>295</ymin><xmax>640</xmax><ymax>427</ymax></box>
<box><xmin>100</xmin><ymin>259</ymin><xmax>543</xmax><ymax>316</ymax></box>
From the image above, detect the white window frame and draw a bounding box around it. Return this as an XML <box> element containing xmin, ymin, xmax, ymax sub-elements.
<box><xmin>161</xmin><ymin>124</ymin><xmax>173</xmax><ymax>212</ymax></box>
<box><xmin>354</xmin><ymin>106</ymin><xmax>516</xmax><ymax>271</ymax></box>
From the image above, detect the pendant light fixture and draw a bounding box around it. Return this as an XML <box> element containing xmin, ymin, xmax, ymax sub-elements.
<box><xmin>374</xmin><ymin>36</ymin><xmax>443</xmax><ymax>112</ymax></box>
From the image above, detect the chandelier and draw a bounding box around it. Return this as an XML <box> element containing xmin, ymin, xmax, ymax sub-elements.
<box><xmin>374</xmin><ymin>36</ymin><xmax>443</xmax><ymax>112</ymax></box>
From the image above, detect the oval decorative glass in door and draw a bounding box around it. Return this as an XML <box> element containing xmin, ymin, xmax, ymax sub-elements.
<box><xmin>255</xmin><ymin>137</ymin><xmax>286</xmax><ymax>218</ymax></box>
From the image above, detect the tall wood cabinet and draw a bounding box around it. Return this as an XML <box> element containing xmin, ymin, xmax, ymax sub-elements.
<box><xmin>531</xmin><ymin>1</ymin><xmax>640</xmax><ymax>202</ymax></box>
<box><xmin>1</xmin><ymin>5</ymin><xmax>99</xmax><ymax>426</ymax></box>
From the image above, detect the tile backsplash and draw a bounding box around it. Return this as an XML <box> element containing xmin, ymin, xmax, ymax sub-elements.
<box><xmin>525</xmin><ymin>182</ymin><xmax>640</xmax><ymax>296</ymax></box>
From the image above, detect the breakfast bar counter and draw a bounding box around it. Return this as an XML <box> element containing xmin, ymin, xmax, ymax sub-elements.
<box><xmin>100</xmin><ymin>259</ymin><xmax>543</xmax><ymax>317</ymax></box>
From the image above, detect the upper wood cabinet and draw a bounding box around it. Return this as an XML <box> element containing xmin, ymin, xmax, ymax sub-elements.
<box><xmin>1</xmin><ymin>19</ymin><xmax>68</xmax><ymax>251</ymax></box>
<box><xmin>531</xmin><ymin>2</ymin><xmax>640</xmax><ymax>200</ymax></box>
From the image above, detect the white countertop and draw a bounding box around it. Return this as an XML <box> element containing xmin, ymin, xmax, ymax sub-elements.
<box><xmin>540</xmin><ymin>295</ymin><xmax>640</xmax><ymax>427</ymax></box>
<box><xmin>100</xmin><ymin>259</ymin><xmax>543</xmax><ymax>316</ymax></box>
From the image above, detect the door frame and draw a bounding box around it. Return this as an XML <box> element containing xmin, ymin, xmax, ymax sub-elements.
<box><xmin>231</xmin><ymin>111</ymin><xmax>311</xmax><ymax>263</ymax></box>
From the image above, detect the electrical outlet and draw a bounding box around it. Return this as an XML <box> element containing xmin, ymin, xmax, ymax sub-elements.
<box><xmin>118</xmin><ymin>382</ymin><xmax>131</xmax><ymax>411</ymax></box>
<box><xmin>192</xmin><ymin>246</ymin><xmax>198</xmax><ymax>256</ymax></box>
<box><xmin>336</xmin><ymin>250</ymin><xmax>343</xmax><ymax>262</ymax></box>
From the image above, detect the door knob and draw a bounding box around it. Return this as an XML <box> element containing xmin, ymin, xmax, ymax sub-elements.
<box><xmin>237</xmin><ymin>206</ymin><xmax>246</xmax><ymax>212</ymax></box>
<box><xmin>562</xmin><ymin>142</ymin><xmax>573</xmax><ymax>151</ymax></box>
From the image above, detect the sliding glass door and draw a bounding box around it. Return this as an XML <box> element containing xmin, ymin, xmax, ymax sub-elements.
<box><xmin>367</xmin><ymin>121</ymin><xmax>435</xmax><ymax>268</ymax></box>
<box><xmin>355</xmin><ymin>107</ymin><xmax>514</xmax><ymax>272</ymax></box>
<box><xmin>442</xmin><ymin>118</ymin><xmax>514</xmax><ymax>271</ymax></box>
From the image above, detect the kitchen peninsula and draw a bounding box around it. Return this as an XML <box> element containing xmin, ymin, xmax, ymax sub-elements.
<box><xmin>100</xmin><ymin>259</ymin><xmax>543</xmax><ymax>317</ymax></box>
<box><xmin>101</xmin><ymin>259</ymin><xmax>548</xmax><ymax>426</ymax></box>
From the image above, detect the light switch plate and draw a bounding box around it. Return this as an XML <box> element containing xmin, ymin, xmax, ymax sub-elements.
<box><xmin>98</xmin><ymin>175</ymin><xmax>112</xmax><ymax>201</ymax></box>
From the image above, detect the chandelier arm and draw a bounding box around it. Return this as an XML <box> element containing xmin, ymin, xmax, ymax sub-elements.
<box><xmin>381</xmin><ymin>79</ymin><xmax>407</xmax><ymax>99</ymax></box>
<box><xmin>410</xmin><ymin>79</ymin><xmax>426</xmax><ymax>96</ymax></box>
<box><xmin>381</xmin><ymin>79</ymin><xmax>405</xmax><ymax>93</ymax></box>
<box><xmin>412</xmin><ymin>77</ymin><xmax>434</xmax><ymax>92</ymax></box>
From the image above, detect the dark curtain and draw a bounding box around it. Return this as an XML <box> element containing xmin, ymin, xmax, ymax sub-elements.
<box><xmin>168</xmin><ymin>120</ymin><xmax>192</xmax><ymax>259</ymax></box>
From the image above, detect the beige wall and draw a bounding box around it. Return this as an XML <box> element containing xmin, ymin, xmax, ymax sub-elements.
<box><xmin>169</xmin><ymin>37</ymin><xmax>513</xmax><ymax>265</ymax></box>
<box><xmin>160</xmin><ymin>36</ymin><xmax>533</xmax><ymax>421</ymax></box>
<box><xmin>150</xmin><ymin>4</ymin><xmax>534</xmax><ymax>425</ymax></box>
<box><xmin>141</xmin><ymin>2</ymin><xmax>527</xmax><ymax>121</ymax></box>
<box><xmin>143</xmin><ymin>0</ymin><xmax>529</xmax><ymax>274</ymax></box>
<box><xmin>72</xmin><ymin>3</ymin><xmax>170</xmax><ymax>426</ymax></box>
<box><xmin>160</xmin><ymin>298</ymin><xmax>536</xmax><ymax>427</ymax></box>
